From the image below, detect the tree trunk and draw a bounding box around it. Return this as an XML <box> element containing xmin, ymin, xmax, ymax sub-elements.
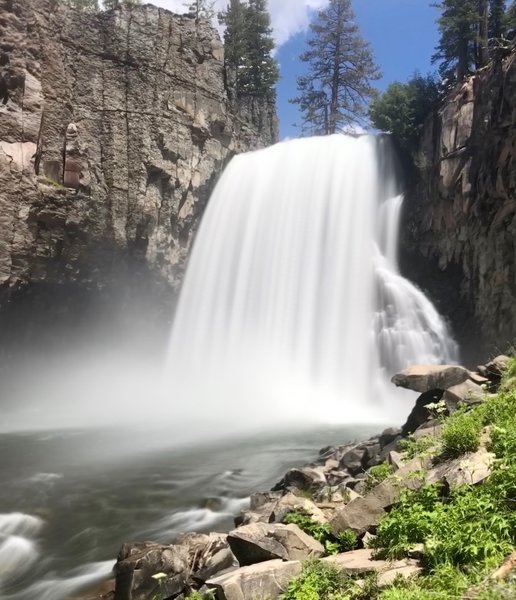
<box><xmin>329</xmin><ymin>5</ymin><xmax>343</xmax><ymax>134</ymax></box>
<box><xmin>479</xmin><ymin>0</ymin><xmax>489</xmax><ymax>66</ymax></box>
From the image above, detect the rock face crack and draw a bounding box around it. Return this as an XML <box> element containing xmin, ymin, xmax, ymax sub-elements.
<box><xmin>0</xmin><ymin>0</ymin><xmax>277</xmax><ymax>318</ymax></box>
<box><xmin>402</xmin><ymin>48</ymin><xmax>516</xmax><ymax>354</ymax></box>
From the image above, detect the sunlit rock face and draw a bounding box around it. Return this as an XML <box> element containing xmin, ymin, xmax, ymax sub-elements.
<box><xmin>401</xmin><ymin>47</ymin><xmax>516</xmax><ymax>357</ymax></box>
<box><xmin>0</xmin><ymin>0</ymin><xmax>276</xmax><ymax>318</ymax></box>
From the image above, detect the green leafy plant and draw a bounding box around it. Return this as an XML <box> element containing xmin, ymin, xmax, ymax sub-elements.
<box><xmin>399</xmin><ymin>435</ymin><xmax>436</xmax><ymax>459</ymax></box>
<box><xmin>284</xmin><ymin>510</ymin><xmax>357</xmax><ymax>555</ymax></box>
<box><xmin>279</xmin><ymin>560</ymin><xmax>360</xmax><ymax>600</ymax></box>
<box><xmin>439</xmin><ymin>407</ymin><xmax>482</xmax><ymax>459</ymax></box>
<box><xmin>364</xmin><ymin>462</ymin><xmax>394</xmax><ymax>492</ymax></box>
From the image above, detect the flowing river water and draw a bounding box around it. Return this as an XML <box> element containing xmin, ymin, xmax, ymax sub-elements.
<box><xmin>0</xmin><ymin>425</ymin><xmax>380</xmax><ymax>599</ymax></box>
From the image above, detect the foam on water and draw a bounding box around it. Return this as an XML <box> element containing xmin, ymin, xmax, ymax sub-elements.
<box><xmin>0</xmin><ymin>513</ymin><xmax>43</xmax><ymax>588</ymax></box>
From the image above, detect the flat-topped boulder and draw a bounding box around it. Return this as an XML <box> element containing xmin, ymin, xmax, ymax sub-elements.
<box><xmin>392</xmin><ymin>365</ymin><xmax>471</xmax><ymax>393</ymax></box>
<box><xmin>444</xmin><ymin>379</ymin><xmax>486</xmax><ymax>412</ymax></box>
<box><xmin>227</xmin><ymin>522</ymin><xmax>324</xmax><ymax>566</ymax></box>
<box><xmin>207</xmin><ymin>559</ymin><xmax>302</xmax><ymax>600</ymax></box>
<box><xmin>323</xmin><ymin>549</ymin><xmax>420</xmax><ymax>576</ymax></box>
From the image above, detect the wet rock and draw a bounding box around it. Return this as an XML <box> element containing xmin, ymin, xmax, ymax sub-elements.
<box><xmin>272</xmin><ymin>467</ymin><xmax>326</xmax><ymax>494</ymax></box>
<box><xmin>114</xmin><ymin>542</ymin><xmax>189</xmax><ymax>600</ymax></box>
<box><xmin>392</xmin><ymin>365</ymin><xmax>472</xmax><ymax>393</ymax></box>
<box><xmin>207</xmin><ymin>559</ymin><xmax>301</xmax><ymax>600</ymax></box>
<box><xmin>227</xmin><ymin>523</ymin><xmax>324</xmax><ymax>566</ymax></box>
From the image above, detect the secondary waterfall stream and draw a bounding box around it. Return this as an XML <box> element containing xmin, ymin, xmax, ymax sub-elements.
<box><xmin>167</xmin><ymin>134</ymin><xmax>457</xmax><ymax>424</ymax></box>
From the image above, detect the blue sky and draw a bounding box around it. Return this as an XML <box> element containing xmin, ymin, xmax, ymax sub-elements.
<box><xmin>277</xmin><ymin>0</ymin><xmax>441</xmax><ymax>138</ymax></box>
<box><xmin>148</xmin><ymin>1</ymin><xmax>441</xmax><ymax>139</ymax></box>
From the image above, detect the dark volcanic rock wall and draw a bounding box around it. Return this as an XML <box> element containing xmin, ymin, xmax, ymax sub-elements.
<box><xmin>0</xmin><ymin>0</ymin><xmax>276</xmax><ymax>312</ymax></box>
<box><xmin>402</xmin><ymin>47</ymin><xmax>516</xmax><ymax>357</ymax></box>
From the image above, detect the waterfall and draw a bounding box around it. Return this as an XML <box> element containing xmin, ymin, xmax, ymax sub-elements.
<box><xmin>166</xmin><ymin>135</ymin><xmax>457</xmax><ymax>426</ymax></box>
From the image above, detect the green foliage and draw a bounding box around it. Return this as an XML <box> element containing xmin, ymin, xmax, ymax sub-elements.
<box><xmin>281</xmin><ymin>378</ymin><xmax>516</xmax><ymax>600</ymax></box>
<box><xmin>279</xmin><ymin>560</ymin><xmax>361</xmax><ymax>600</ymax></box>
<box><xmin>369</xmin><ymin>73</ymin><xmax>439</xmax><ymax>155</ymax></box>
<box><xmin>219</xmin><ymin>0</ymin><xmax>278</xmax><ymax>102</ymax></box>
<box><xmin>432</xmin><ymin>0</ymin><xmax>482</xmax><ymax>80</ymax></box>
<box><xmin>439</xmin><ymin>406</ymin><xmax>482</xmax><ymax>459</ymax></box>
<box><xmin>63</xmin><ymin>0</ymin><xmax>99</xmax><ymax>10</ymax></box>
<box><xmin>103</xmin><ymin>0</ymin><xmax>141</xmax><ymax>10</ymax></box>
<box><xmin>183</xmin><ymin>0</ymin><xmax>216</xmax><ymax>20</ymax></box>
<box><xmin>283</xmin><ymin>510</ymin><xmax>356</xmax><ymax>555</ymax></box>
<box><xmin>364</xmin><ymin>462</ymin><xmax>394</xmax><ymax>492</ymax></box>
<box><xmin>290</xmin><ymin>0</ymin><xmax>381</xmax><ymax>134</ymax></box>
<box><xmin>399</xmin><ymin>435</ymin><xmax>437</xmax><ymax>459</ymax></box>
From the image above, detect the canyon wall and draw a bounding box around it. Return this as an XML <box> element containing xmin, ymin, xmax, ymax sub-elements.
<box><xmin>402</xmin><ymin>46</ymin><xmax>516</xmax><ymax>358</ymax></box>
<box><xmin>0</xmin><ymin>0</ymin><xmax>276</xmax><ymax>335</ymax></box>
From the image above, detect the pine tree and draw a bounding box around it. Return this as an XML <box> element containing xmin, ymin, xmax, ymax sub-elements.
<box><xmin>489</xmin><ymin>0</ymin><xmax>507</xmax><ymax>38</ymax></box>
<box><xmin>241</xmin><ymin>0</ymin><xmax>278</xmax><ymax>99</ymax></box>
<box><xmin>63</xmin><ymin>0</ymin><xmax>99</xmax><ymax>10</ymax></box>
<box><xmin>104</xmin><ymin>0</ymin><xmax>141</xmax><ymax>9</ymax></box>
<box><xmin>219</xmin><ymin>0</ymin><xmax>278</xmax><ymax>101</ymax></box>
<box><xmin>507</xmin><ymin>1</ymin><xmax>516</xmax><ymax>30</ymax></box>
<box><xmin>290</xmin><ymin>0</ymin><xmax>380</xmax><ymax>135</ymax></box>
<box><xmin>432</xmin><ymin>0</ymin><xmax>480</xmax><ymax>80</ymax></box>
<box><xmin>184</xmin><ymin>0</ymin><xmax>216</xmax><ymax>20</ymax></box>
<box><xmin>219</xmin><ymin>0</ymin><xmax>249</xmax><ymax>98</ymax></box>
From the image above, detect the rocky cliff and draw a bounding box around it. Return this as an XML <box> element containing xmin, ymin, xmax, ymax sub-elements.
<box><xmin>0</xmin><ymin>0</ymin><xmax>276</xmax><ymax>334</ymax></box>
<box><xmin>402</xmin><ymin>46</ymin><xmax>516</xmax><ymax>358</ymax></box>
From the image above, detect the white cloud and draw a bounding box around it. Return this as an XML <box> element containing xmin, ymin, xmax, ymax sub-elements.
<box><xmin>147</xmin><ymin>0</ymin><xmax>329</xmax><ymax>47</ymax></box>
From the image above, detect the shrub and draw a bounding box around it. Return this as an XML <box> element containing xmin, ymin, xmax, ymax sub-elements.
<box><xmin>364</xmin><ymin>462</ymin><xmax>394</xmax><ymax>492</ymax></box>
<box><xmin>439</xmin><ymin>408</ymin><xmax>482</xmax><ymax>459</ymax></box>
<box><xmin>399</xmin><ymin>435</ymin><xmax>437</xmax><ymax>459</ymax></box>
<box><xmin>369</xmin><ymin>73</ymin><xmax>440</xmax><ymax>155</ymax></box>
<box><xmin>279</xmin><ymin>560</ymin><xmax>358</xmax><ymax>600</ymax></box>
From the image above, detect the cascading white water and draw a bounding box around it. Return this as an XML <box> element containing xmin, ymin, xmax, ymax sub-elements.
<box><xmin>166</xmin><ymin>135</ymin><xmax>457</xmax><ymax>425</ymax></box>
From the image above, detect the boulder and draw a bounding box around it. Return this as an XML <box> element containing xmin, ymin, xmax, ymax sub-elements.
<box><xmin>392</xmin><ymin>365</ymin><xmax>471</xmax><ymax>393</ymax></box>
<box><xmin>379</xmin><ymin>428</ymin><xmax>402</xmax><ymax>449</ymax></box>
<box><xmin>330</xmin><ymin>457</ymin><xmax>429</xmax><ymax>536</ymax></box>
<box><xmin>114</xmin><ymin>542</ymin><xmax>189</xmax><ymax>600</ymax></box>
<box><xmin>401</xmin><ymin>390</ymin><xmax>444</xmax><ymax>436</ymax></box>
<box><xmin>323</xmin><ymin>549</ymin><xmax>420</xmax><ymax>576</ymax></box>
<box><xmin>339</xmin><ymin>447</ymin><xmax>366</xmax><ymax>475</ymax></box>
<box><xmin>387</xmin><ymin>451</ymin><xmax>404</xmax><ymax>471</ymax></box>
<box><xmin>427</xmin><ymin>448</ymin><xmax>495</xmax><ymax>488</ymax></box>
<box><xmin>270</xmin><ymin>492</ymin><xmax>328</xmax><ymax>525</ymax></box>
<box><xmin>272</xmin><ymin>467</ymin><xmax>326</xmax><ymax>493</ymax></box>
<box><xmin>175</xmin><ymin>533</ymin><xmax>235</xmax><ymax>583</ymax></box>
<box><xmin>207</xmin><ymin>559</ymin><xmax>301</xmax><ymax>600</ymax></box>
<box><xmin>227</xmin><ymin>523</ymin><xmax>324</xmax><ymax>566</ymax></box>
<box><xmin>444</xmin><ymin>379</ymin><xmax>486</xmax><ymax>412</ymax></box>
<box><xmin>481</xmin><ymin>355</ymin><xmax>511</xmax><ymax>381</ymax></box>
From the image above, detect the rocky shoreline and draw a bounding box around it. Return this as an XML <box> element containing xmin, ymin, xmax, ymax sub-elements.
<box><xmin>83</xmin><ymin>355</ymin><xmax>512</xmax><ymax>600</ymax></box>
